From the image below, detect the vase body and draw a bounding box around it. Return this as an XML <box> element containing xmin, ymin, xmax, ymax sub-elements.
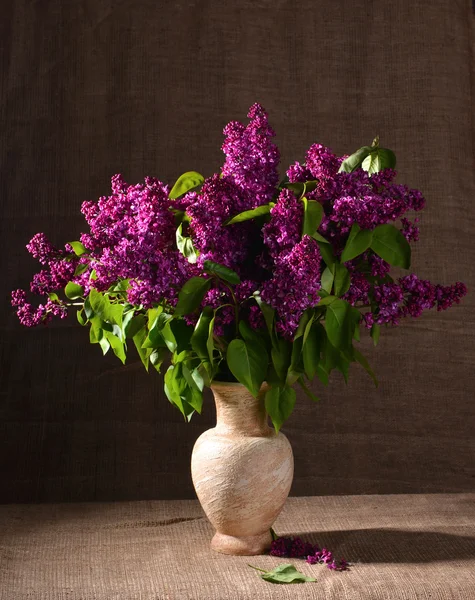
<box><xmin>191</xmin><ymin>381</ymin><xmax>294</xmax><ymax>555</ymax></box>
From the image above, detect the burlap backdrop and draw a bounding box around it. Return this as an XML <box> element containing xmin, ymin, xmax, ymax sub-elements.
<box><xmin>0</xmin><ymin>1</ymin><xmax>473</xmax><ymax>503</ymax></box>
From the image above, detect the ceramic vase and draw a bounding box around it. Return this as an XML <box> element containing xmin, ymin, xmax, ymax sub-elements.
<box><xmin>191</xmin><ymin>381</ymin><xmax>294</xmax><ymax>555</ymax></box>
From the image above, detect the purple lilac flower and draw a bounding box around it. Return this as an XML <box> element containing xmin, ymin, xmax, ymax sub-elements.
<box><xmin>187</xmin><ymin>174</ymin><xmax>249</xmax><ymax>270</ymax></box>
<box><xmin>287</xmin><ymin>161</ymin><xmax>311</xmax><ymax>183</ymax></box>
<box><xmin>344</xmin><ymin>272</ymin><xmax>371</xmax><ymax>306</ymax></box>
<box><xmin>305</xmin><ymin>143</ymin><xmax>340</xmax><ymax>185</ymax></box>
<box><xmin>221</xmin><ymin>103</ymin><xmax>280</xmax><ymax>207</ymax></box>
<box><xmin>11</xmin><ymin>289</ymin><xmax>27</xmax><ymax>307</ymax></box>
<box><xmin>271</xmin><ymin>536</ymin><xmax>349</xmax><ymax>571</ymax></box>
<box><xmin>261</xmin><ymin>236</ymin><xmax>322</xmax><ymax>339</ymax></box>
<box><xmin>26</xmin><ymin>233</ymin><xmax>61</xmax><ymax>265</ymax></box>
<box><xmin>270</xmin><ymin>537</ymin><xmax>293</xmax><ymax>558</ymax></box>
<box><xmin>435</xmin><ymin>282</ymin><xmax>467</xmax><ymax>311</ymax></box>
<box><xmin>11</xmin><ymin>293</ymin><xmax>67</xmax><ymax>327</ymax></box>
<box><xmin>289</xmin><ymin>537</ymin><xmax>308</xmax><ymax>558</ymax></box>
<box><xmin>369</xmin><ymin>253</ymin><xmax>391</xmax><ymax>278</ymax></box>
<box><xmin>399</xmin><ymin>274</ymin><xmax>436</xmax><ymax>317</ymax></box>
<box><xmin>370</xmin><ymin>168</ymin><xmax>397</xmax><ymax>189</ymax></box>
<box><xmin>401</xmin><ymin>217</ymin><xmax>420</xmax><ymax>242</ymax></box>
<box><xmin>11</xmin><ymin>106</ymin><xmax>467</xmax><ymax>333</ymax></box>
<box><xmin>201</xmin><ymin>286</ymin><xmax>235</xmax><ymax>336</ymax></box>
<box><xmin>262</xmin><ymin>188</ymin><xmax>303</xmax><ymax>260</ymax></box>
<box><xmin>372</xmin><ymin>282</ymin><xmax>405</xmax><ymax>325</ymax></box>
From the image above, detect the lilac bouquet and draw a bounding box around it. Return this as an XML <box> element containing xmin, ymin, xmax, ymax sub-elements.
<box><xmin>12</xmin><ymin>104</ymin><xmax>467</xmax><ymax>431</ymax></box>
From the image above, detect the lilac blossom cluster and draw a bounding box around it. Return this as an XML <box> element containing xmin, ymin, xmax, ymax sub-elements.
<box><xmin>270</xmin><ymin>536</ymin><xmax>349</xmax><ymax>572</ymax></box>
<box><xmin>221</xmin><ymin>102</ymin><xmax>280</xmax><ymax>207</ymax></box>
<box><xmin>261</xmin><ymin>235</ymin><xmax>322</xmax><ymax>337</ymax></box>
<box><xmin>12</xmin><ymin>103</ymin><xmax>466</xmax><ymax>341</ymax></box>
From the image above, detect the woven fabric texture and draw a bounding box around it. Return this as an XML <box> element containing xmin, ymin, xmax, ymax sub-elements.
<box><xmin>0</xmin><ymin>0</ymin><xmax>474</xmax><ymax>501</ymax></box>
<box><xmin>1</xmin><ymin>494</ymin><xmax>475</xmax><ymax>599</ymax></box>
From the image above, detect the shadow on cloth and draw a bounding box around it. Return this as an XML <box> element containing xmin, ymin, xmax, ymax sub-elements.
<box><xmin>291</xmin><ymin>529</ymin><xmax>475</xmax><ymax>563</ymax></box>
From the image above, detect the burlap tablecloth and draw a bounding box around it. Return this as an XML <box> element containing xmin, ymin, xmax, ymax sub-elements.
<box><xmin>1</xmin><ymin>494</ymin><xmax>474</xmax><ymax>599</ymax></box>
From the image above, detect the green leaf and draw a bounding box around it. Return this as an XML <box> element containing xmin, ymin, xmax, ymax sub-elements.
<box><xmin>191</xmin><ymin>307</ymin><xmax>214</xmax><ymax>373</ymax></box>
<box><xmin>293</xmin><ymin>308</ymin><xmax>313</xmax><ymax>341</ymax></box>
<box><xmin>175</xmin><ymin>277</ymin><xmax>212</xmax><ymax>316</ymax></box>
<box><xmin>315</xmin><ymin>238</ymin><xmax>335</xmax><ymax>267</ymax></box>
<box><xmin>312</xmin><ymin>231</ymin><xmax>330</xmax><ymax>244</ymax></box>
<box><xmin>176</xmin><ymin>223</ymin><xmax>199</xmax><ymax>264</ymax></box>
<box><xmin>321</xmin><ymin>266</ymin><xmax>334</xmax><ymax>294</ymax></box>
<box><xmin>169</xmin><ymin>171</ymin><xmax>204</xmax><ymax>199</ymax></box>
<box><xmin>68</xmin><ymin>241</ymin><xmax>88</xmax><ymax>256</ymax></box>
<box><xmin>288</xmin><ymin>309</ymin><xmax>314</xmax><ymax>379</ymax></box>
<box><xmin>249</xmin><ymin>563</ymin><xmax>316</xmax><ymax>584</ymax></box>
<box><xmin>325</xmin><ymin>298</ymin><xmax>352</xmax><ymax>350</ymax></box>
<box><xmin>74</xmin><ymin>263</ymin><xmax>89</xmax><ymax>276</ymax></box>
<box><xmin>203</xmin><ymin>260</ymin><xmax>241</xmax><ymax>285</ymax></box>
<box><xmin>370</xmin><ymin>224</ymin><xmax>411</xmax><ymax>269</ymax></box>
<box><xmin>133</xmin><ymin>327</ymin><xmax>152</xmax><ymax>371</ymax></box>
<box><xmin>302</xmin><ymin>198</ymin><xmax>323</xmax><ymax>237</ymax></box>
<box><xmin>170</xmin><ymin>319</ymin><xmax>194</xmax><ymax>354</ymax></box>
<box><xmin>123</xmin><ymin>314</ymin><xmax>143</xmax><ymax>339</ymax></box>
<box><xmin>302</xmin><ymin>180</ymin><xmax>319</xmax><ymax>194</ymax></box>
<box><xmin>160</xmin><ymin>319</ymin><xmax>177</xmax><ymax>352</ymax></box>
<box><xmin>239</xmin><ymin>321</ymin><xmax>267</xmax><ymax>354</ymax></box>
<box><xmin>104</xmin><ymin>331</ymin><xmax>126</xmax><ymax>364</ymax></box>
<box><xmin>371</xmin><ymin>323</ymin><xmax>381</xmax><ymax>346</ymax></box>
<box><xmin>303</xmin><ymin>322</ymin><xmax>324</xmax><ymax>379</ymax></box>
<box><xmin>353</xmin><ymin>348</ymin><xmax>378</xmax><ymax>387</ymax></box>
<box><xmin>361</xmin><ymin>147</ymin><xmax>396</xmax><ymax>174</ymax></box>
<box><xmin>271</xmin><ymin>338</ymin><xmax>292</xmax><ymax>384</ymax></box>
<box><xmin>142</xmin><ymin>320</ymin><xmax>167</xmax><ymax>349</ymax></box>
<box><xmin>84</xmin><ymin>296</ymin><xmax>94</xmax><ymax>320</ymax></box>
<box><xmin>264</xmin><ymin>387</ymin><xmax>296</xmax><ymax>433</ymax></box>
<box><xmin>206</xmin><ymin>314</ymin><xmax>215</xmax><ymax>363</ymax></box>
<box><xmin>254</xmin><ymin>295</ymin><xmax>277</xmax><ymax>348</ymax></box>
<box><xmin>64</xmin><ymin>282</ymin><xmax>84</xmax><ymax>300</ymax></box>
<box><xmin>227</xmin><ymin>338</ymin><xmax>267</xmax><ymax>397</ymax></box>
<box><xmin>338</xmin><ymin>146</ymin><xmax>373</xmax><ymax>173</ymax></box>
<box><xmin>341</xmin><ymin>224</ymin><xmax>373</xmax><ymax>263</ymax></box>
<box><xmin>103</xmin><ymin>303</ymin><xmax>124</xmax><ymax>329</ymax></box>
<box><xmin>283</xmin><ymin>180</ymin><xmax>319</xmax><ymax>198</ymax></box>
<box><xmin>149</xmin><ymin>347</ymin><xmax>167</xmax><ymax>373</ymax></box>
<box><xmin>316</xmin><ymin>363</ymin><xmax>329</xmax><ymax>386</ymax></box>
<box><xmin>164</xmin><ymin>365</ymin><xmax>195</xmax><ymax>421</ymax></box>
<box><xmin>282</xmin><ymin>182</ymin><xmax>305</xmax><ymax>198</ymax></box>
<box><xmin>226</xmin><ymin>204</ymin><xmax>271</xmax><ymax>225</ymax></box>
<box><xmin>98</xmin><ymin>335</ymin><xmax>110</xmax><ymax>355</ymax></box>
<box><xmin>147</xmin><ymin>306</ymin><xmax>163</xmax><ymax>329</ymax></box>
<box><xmin>337</xmin><ymin>355</ymin><xmax>351</xmax><ymax>383</ymax></box>
<box><xmin>88</xmin><ymin>288</ymin><xmax>106</xmax><ymax>315</ymax></box>
<box><xmin>297</xmin><ymin>377</ymin><xmax>320</xmax><ymax>402</ymax></box>
<box><xmin>76</xmin><ymin>308</ymin><xmax>87</xmax><ymax>326</ymax></box>
<box><xmin>111</xmin><ymin>279</ymin><xmax>131</xmax><ymax>292</ymax></box>
<box><xmin>317</xmin><ymin>295</ymin><xmax>338</xmax><ymax>307</ymax></box>
<box><xmin>333</xmin><ymin>262</ymin><xmax>351</xmax><ymax>297</ymax></box>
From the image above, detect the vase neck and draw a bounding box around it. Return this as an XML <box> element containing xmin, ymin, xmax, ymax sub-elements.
<box><xmin>211</xmin><ymin>383</ymin><xmax>271</xmax><ymax>437</ymax></box>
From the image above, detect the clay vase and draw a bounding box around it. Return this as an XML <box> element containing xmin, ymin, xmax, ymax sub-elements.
<box><xmin>191</xmin><ymin>381</ymin><xmax>294</xmax><ymax>555</ymax></box>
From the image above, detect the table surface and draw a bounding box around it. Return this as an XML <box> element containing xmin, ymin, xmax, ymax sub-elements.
<box><xmin>1</xmin><ymin>494</ymin><xmax>475</xmax><ymax>600</ymax></box>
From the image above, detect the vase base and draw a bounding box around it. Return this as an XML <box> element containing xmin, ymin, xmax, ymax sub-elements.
<box><xmin>211</xmin><ymin>531</ymin><xmax>272</xmax><ymax>556</ymax></box>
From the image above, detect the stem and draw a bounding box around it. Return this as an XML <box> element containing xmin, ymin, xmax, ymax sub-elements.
<box><xmin>248</xmin><ymin>565</ymin><xmax>267</xmax><ymax>573</ymax></box>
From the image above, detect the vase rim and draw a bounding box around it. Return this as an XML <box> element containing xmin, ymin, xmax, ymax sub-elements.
<box><xmin>210</xmin><ymin>380</ymin><xmax>244</xmax><ymax>388</ymax></box>
<box><xmin>210</xmin><ymin>381</ymin><xmax>269</xmax><ymax>392</ymax></box>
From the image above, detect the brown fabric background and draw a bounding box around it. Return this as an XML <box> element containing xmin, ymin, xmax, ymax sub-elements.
<box><xmin>0</xmin><ymin>0</ymin><xmax>474</xmax><ymax>503</ymax></box>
